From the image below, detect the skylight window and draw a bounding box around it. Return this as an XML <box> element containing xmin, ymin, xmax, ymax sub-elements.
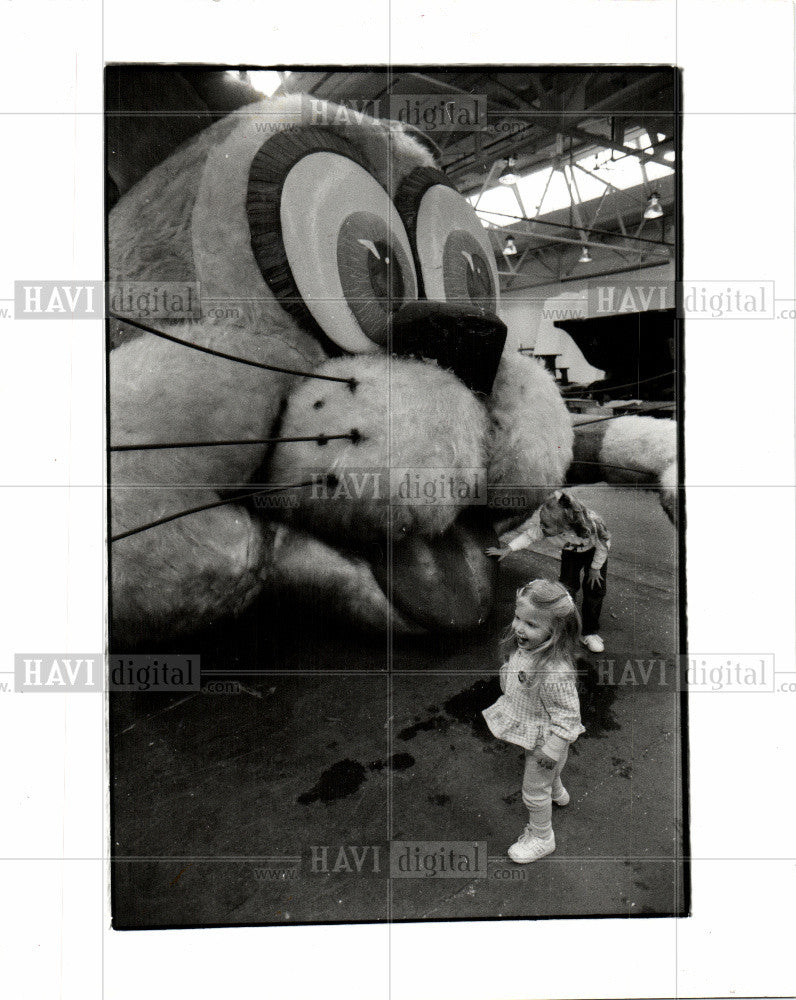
<box><xmin>248</xmin><ymin>71</ymin><xmax>290</xmax><ymax>98</ymax></box>
<box><xmin>225</xmin><ymin>70</ymin><xmax>290</xmax><ymax>98</ymax></box>
<box><xmin>471</xmin><ymin>128</ymin><xmax>674</xmax><ymax>228</ymax></box>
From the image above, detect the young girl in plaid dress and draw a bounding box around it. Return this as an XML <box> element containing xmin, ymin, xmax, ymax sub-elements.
<box><xmin>483</xmin><ymin>579</ymin><xmax>585</xmax><ymax>863</ymax></box>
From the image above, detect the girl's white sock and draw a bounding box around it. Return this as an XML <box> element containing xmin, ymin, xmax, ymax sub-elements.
<box><xmin>529</xmin><ymin>820</ymin><xmax>553</xmax><ymax>840</ymax></box>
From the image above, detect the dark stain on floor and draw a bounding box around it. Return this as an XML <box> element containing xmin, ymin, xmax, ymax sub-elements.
<box><xmin>394</xmin><ymin>678</ymin><xmax>501</xmax><ymax>748</ymax></box>
<box><xmin>611</xmin><ymin>756</ymin><xmax>633</xmax><ymax>778</ymax></box>
<box><xmin>427</xmin><ymin>793</ymin><xmax>450</xmax><ymax>806</ymax></box>
<box><xmin>576</xmin><ymin>656</ymin><xmax>620</xmax><ymax>735</ymax></box>
<box><xmin>369</xmin><ymin>752</ymin><xmax>416</xmax><ymax>772</ymax></box>
<box><xmin>397</xmin><ymin>715</ymin><xmax>450</xmax><ymax>740</ymax></box>
<box><xmin>411</xmin><ymin>660</ymin><xmax>620</xmax><ymax>749</ymax></box>
<box><xmin>296</xmin><ymin>759</ymin><xmax>367</xmax><ymax>804</ymax></box>
<box><xmin>298</xmin><ymin>664</ymin><xmax>618</xmax><ymax>806</ymax></box>
<box><xmin>298</xmin><ymin>753</ymin><xmax>415</xmax><ymax>805</ymax></box>
<box><xmin>442</xmin><ymin>678</ymin><xmax>502</xmax><ymax>742</ymax></box>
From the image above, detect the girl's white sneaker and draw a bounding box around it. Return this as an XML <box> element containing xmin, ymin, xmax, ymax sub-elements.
<box><xmin>507</xmin><ymin>829</ymin><xmax>556</xmax><ymax>864</ymax></box>
<box><xmin>581</xmin><ymin>634</ymin><xmax>604</xmax><ymax>653</ymax></box>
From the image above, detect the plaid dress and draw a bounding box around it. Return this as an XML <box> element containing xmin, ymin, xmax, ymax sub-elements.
<box><xmin>482</xmin><ymin>650</ymin><xmax>585</xmax><ymax>760</ymax></box>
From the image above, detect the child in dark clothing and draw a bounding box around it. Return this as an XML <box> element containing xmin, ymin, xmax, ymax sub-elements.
<box><xmin>486</xmin><ymin>490</ymin><xmax>611</xmax><ymax>653</ymax></box>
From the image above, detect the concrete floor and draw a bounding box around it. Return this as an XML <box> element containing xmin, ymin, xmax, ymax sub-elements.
<box><xmin>111</xmin><ymin>485</ymin><xmax>686</xmax><ymax>927</ymax></box>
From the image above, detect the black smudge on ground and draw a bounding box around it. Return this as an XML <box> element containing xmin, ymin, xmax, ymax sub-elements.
<box><xmin>297</xmin><ymin>752</ymin><xmax>416</xmax><ymax>805</ymax></box>
<box><xmin>397</xmin><ymin>715</ymin><xmax>450</xmax><ymax>741</ymax></box>
<box><xmin>369</xmin><ymin>753</ymin><xmax>415</xmax><ymax>772</ymax></box>
<box><xmin>576</xmin><ymin>656</ymin><xmax>620</xmax><ymax>736</ymax></box>
<box><xmin>296</xmin><ymin>759</ymin><xmax>367</xmax><ymax>804</ymax></box>
<box><xmin>442</xmin><ymin>678</ymin><xmax>502</xmax><ymax>742</ymax></box>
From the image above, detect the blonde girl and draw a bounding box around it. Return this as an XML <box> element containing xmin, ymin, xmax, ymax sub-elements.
<box><xmin>482</xmin><ymin>579</ymin><xmax>585</xmax><ymax>863</ymax></box>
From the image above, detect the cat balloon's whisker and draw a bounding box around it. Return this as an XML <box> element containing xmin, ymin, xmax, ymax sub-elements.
<box><xmin>572</xmin><ymin>405</ymin><xmax>673</xmax><ymax>428</ymax></box>
<box><xmin>570</xmin><ymin>459</ymin><xmax>663</xmax><ymax>476</ymax></box>
<box><xmin>110</xmin><ymin>431</ymin><xmax>361</xmax><ymax>452</ymax></box>
<box><xmin>110</xmin><ymin>480</ymin><xmax>321</xmax><ymax>543</ymax></box>
<box><xmin>108</xmin><ymin>313</ymin><xmax>358</xmax><ymax>388</ymax></box>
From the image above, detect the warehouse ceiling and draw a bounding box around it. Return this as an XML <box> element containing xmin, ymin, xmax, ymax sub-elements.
<box><xmin>272</xmin><ymin>68</ymin><xmax>677</xmax><ymax>291</ymax></box>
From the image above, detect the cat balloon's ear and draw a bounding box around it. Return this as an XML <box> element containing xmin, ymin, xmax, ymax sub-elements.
<box><xmin>105</xmin><ymin>67</ymin><xmax>261</xmax><ymax>200</ymax></box>
<box><xmin>395</xmin><ymin>122</ymin><xmax>444</xmax><ymax>164</ymax></box>
<box><xmin>557</xmin><ymin>491</ymin><xmax>573</xmax><ymax>508</ymax></box>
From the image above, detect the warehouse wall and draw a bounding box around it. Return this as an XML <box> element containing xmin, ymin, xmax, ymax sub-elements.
<box><xmin>497</xmin><ymin>262</ymin><xmax>675</xmax><ymax>385</ymax></box>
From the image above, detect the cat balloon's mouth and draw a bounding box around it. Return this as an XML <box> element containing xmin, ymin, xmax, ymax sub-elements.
<box><xmin>361</xmin><ymin>508</ymin><xmax>499</xmax><ymax>632</ymax></box>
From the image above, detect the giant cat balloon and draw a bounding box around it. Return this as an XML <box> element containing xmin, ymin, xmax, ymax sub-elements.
<box><xmin>108</xmin><ymin>86</ymin><xmax>675</xmax><ymax>646</ymax></box>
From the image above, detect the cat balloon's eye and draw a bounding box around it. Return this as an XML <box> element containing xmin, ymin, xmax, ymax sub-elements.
<box><xmin>395</xmin><ymin>167</ymin><xmax>499</xmax><ymax>314</ymax></box>
<box><xmin>334</xmin><ymin>211</ymin><xmax>415</xmax><ymax>349</ymax></box>
<box><xmin>281</xmin><ymin>154</ymin><xmax>417</xmax><ymax>351</ymax></box>
<box><xmin>248</xmin><ymin>135</ymin><xmax>417</xmax><ymax>354</ymax></box>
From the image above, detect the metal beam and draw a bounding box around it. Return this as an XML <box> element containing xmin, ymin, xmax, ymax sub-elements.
<box><xmin>478</xmin><ymin>209</ymin><xmax>673</xmax><ymax>248</ymax></box>
<box><xmin>503</xmin><ymin>246</ymin><xmax>536</xmax><ymax>287</ymax></box>
<box><xmin>579</xmin><ymin>72</ymin><xmax>673</xmax><ymax>116</ymax></box>
<box><xmin>560</xmin><ymin>163</ymin><xmax>589</xmax><ymax>245</ymax></box>
<box><xmin>504</xmin><ymin>255</ymin><xmax>674</xmax><ymax>292</ymax></box>
<box><xmin>483</xmin><ymin>75</ymin><xmax>539</xmax><ymax>112</ymax></box>
<box><xmin>635</xmin><ymin>134</ymin><xmax>652</xmax><ymax>194</ymax></box>
<box><xmin>565</xmin><ymin>126</ymin><xmax>670</xmax><ymax>167</ymax></box>
<box><xmin>589</xmin><ymin>186</ymin><xmax>609</xmax><ymax>230</ymax></box>
<box><xmin>573</xmin><ymin>161</ymin><xmax>646</xmax><ymax>211</ymax></box>
<box><xmin>444</xmin><ymin>71</ymin><xmax>674</xmax><ymax>188</ymax></box>
<box><xmin>473</xmin><ymin>159</ymin><xmax>502</xmax><ymax>209</ymax></box>
<box><xmin>405</xmin><ymin>72</ymin><xmax>473</xmax><ymax>96</ymax></box>
<box><xmin>498</xmin><ymin>222</ymin><xmax>669</xmax><ymax>254</ymax></box>
<box><xmin>447</xmin><ymin>114</ymin><xmax>668</xmax><ymax>192</ymax></box>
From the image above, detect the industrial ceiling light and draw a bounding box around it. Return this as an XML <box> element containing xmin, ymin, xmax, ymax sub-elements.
<box><xmin>578</xmin><ymin>245</ymin><xmax>592</xmax><ymax>264</ymax></box>
<box><xmin>503</xmin><ymin>236</ymin><xmax>518</xmax><ymax>256</ymax></box>
<box><xmin>644</xmin><ymin>192</ymin><xmax>664</xmax><ymax>219</ymax></box>
<box><xmin>498</xmin><ymin>157</ymin><xmax>520</xmax><ymax>186</ymax></box>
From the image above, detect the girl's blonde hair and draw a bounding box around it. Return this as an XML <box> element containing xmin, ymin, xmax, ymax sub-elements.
<box><xmin>501</xmin><ymin>578</ymin><xmax>581</xmax><ymax>673</ymax></box>
<box><xmin>539</xmin><ymin>490</ymin><xmax>593</xmax><ymax>539</ymax></box>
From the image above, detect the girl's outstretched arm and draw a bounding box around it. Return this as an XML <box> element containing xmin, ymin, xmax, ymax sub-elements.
<box><xmin>485</xmin><ymin>545</ymin><xmax>512</xmax><ymax>560</ymax></box>
<box><xmin>501</xmin><ymin>509</ymin><xmax>545</xmax><ymax>553</ymax></box>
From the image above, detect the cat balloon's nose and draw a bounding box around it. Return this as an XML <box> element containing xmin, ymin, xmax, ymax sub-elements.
<box><xmin>390</xmin><ymin>301</ymin><xmax>507</xmax><ymax>395</ymax></box>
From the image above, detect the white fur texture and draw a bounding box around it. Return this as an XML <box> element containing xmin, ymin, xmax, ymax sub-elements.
<box><xmin>110</xmin><ymin>321</ymin><xmax>291</xmax><ymax>645</ymax></box>
<box><xmin>487</xmin><ymin>353</ymin><xmax>573</xmax><ymax>510</ymax></box>
<box><xmin>110</xmin><ymin>321</ymin><xmax>294</xmax><ymax>490</ymax></box>
<box><xmin>268</xmin><ymin>354</ymin><xmax>489</xmax><ymax>542</ymax></box>
<box><xmin>599</xmin><ymin>415</ymin><xmax>676</xmax><ymax>477</ymax></box>
<box><xmin>572</xmin><ymin>415</ymin><xmax>678</xmax><ymax>521</ymax></box>
<box><xmin>112</xmin><ymin>494</ymin><xmax>267</xmax><ymax>646</ymax></box>
<box><xmin>110</xmin><ymin>95</ymin><xmax>435</xmax><ymax>349</ymax></box>
<box><xmin>109</xmin><ymin>96</ymin><xmax>590</xmax><ymax>638</ymax></box>
<box><xmin>659</xmin><ymin>460</ymin><xmax>677</xmax><ymax>522</ymax></box>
